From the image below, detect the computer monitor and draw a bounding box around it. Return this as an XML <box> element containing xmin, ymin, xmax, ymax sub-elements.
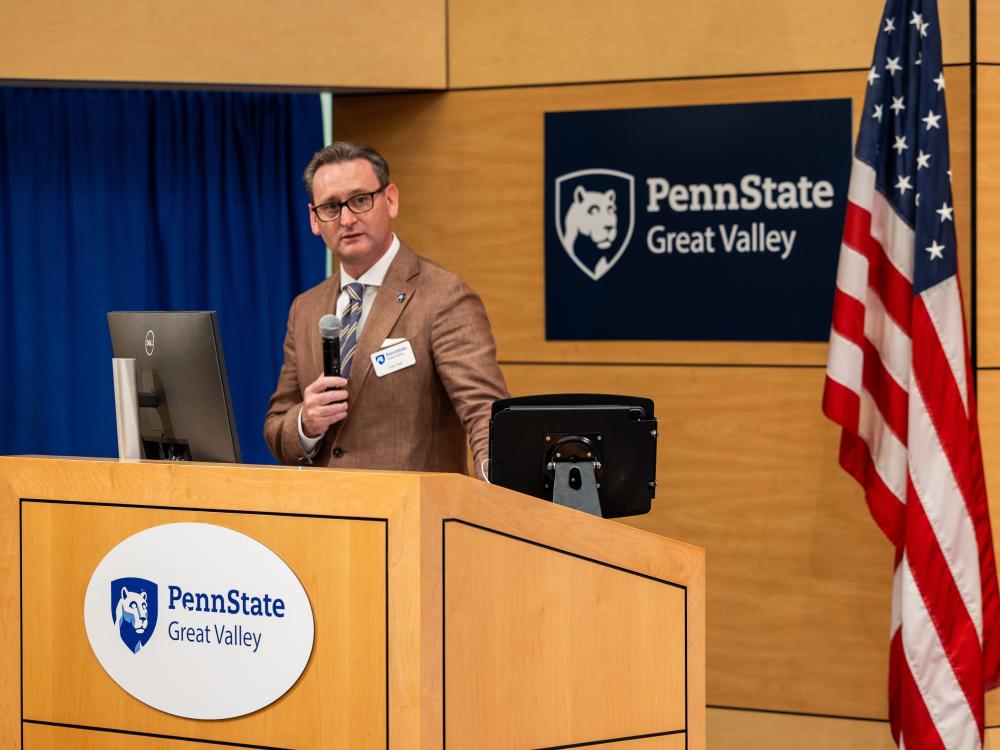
<box><xmin>107</xmin><ymin>311</ymin><xmax>241</xmax><ymax>463</ymax></box>
<box><xmin>488</xmin><ymin>394</ymin><xmax>657</xmax><ymax>518</ymax></box>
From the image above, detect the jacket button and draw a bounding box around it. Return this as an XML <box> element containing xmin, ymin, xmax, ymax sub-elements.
<box><xmin>332</xmin><ymin>448</ymin><xmax>343</xmax><ymax>458</ymax></box>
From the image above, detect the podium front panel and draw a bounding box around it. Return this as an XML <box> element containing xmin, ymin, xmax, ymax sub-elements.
<box><xmin>443</xmin><ymin>519</ymin><xmax>687</xmax><ymax>749</ymax></box>
<box><xmin>21</xmin><ymin>499</ymin><xmax>387</xmax><ymax>749</ymax></box>
<box><xmin>24</xmin><ymin>724</ymin><xmax>245</xmax><ymax>749</ymax></box>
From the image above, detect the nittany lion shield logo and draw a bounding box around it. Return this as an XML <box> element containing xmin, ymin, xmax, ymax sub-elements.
<box><xmin>111</xmin><ymin>577</ymin><xmax>158</xmax><ymax>654</ymax></box>
<box><xmin>555</xmin><ymin>169</ymin><xmax>636</xmax><ymax>281</ymax></box>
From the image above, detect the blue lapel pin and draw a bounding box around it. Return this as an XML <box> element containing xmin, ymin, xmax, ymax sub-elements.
<box><xmin>397</xmin><ymin>293</ymin><xmax>406</xmax><ymax>303</ymax></box>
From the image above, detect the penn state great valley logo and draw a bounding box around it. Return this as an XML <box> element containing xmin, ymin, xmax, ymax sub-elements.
<box><xmin>112</xmin><ymin>577</ymin><xmax>158</xmax><ymax>653</ymax></box>
<box><xmin>86</xmin><ymin>524</ymin><xmax>314</xmax><ymax>720</ymax></box>
<box><xmin>555</xmin><ymin>168</ymin><xmax>636</xmax><ymax>281</ymax></box>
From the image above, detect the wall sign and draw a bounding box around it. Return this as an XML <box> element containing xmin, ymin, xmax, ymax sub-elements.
<box><xmin>84</xmin><ymin>522</ymin><xmax>314</xmax><ymax>720</ymax></box>
<box><xmin>544</xmin><ymin>99</ymin><xmax>852</xmax><ymax>341</ymax></box>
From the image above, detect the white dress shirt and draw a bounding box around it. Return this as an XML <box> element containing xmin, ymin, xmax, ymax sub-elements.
<box><xmin>333</xmin><ymin>233</ymin><xmax>400</xmax><ymax>330</ymax></box>
<box><xmin>298</xmin><ymin>235</ymin><xmax>401</xmax><ymax>453</ymax></box>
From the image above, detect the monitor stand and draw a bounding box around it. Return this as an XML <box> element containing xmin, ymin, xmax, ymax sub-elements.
<box><xmin>141</xmin><ymin>437</ymin><xmax>192</xmax><ymax>461</ymax></box>
<box><xmin>552</xmin><ymin>461</ymin><xmax>602</xmax><ymax>517</ymax></box>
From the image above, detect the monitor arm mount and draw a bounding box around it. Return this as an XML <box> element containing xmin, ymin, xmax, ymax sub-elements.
<box><xmin>545</xmin><ymin>434</ymin><xmax>603</xmax><ymax>517</ymax></box>
<box><xmin>136</xmin><ymin>374</ymin><xmax>191</xmax><ymax>461</ymax></box>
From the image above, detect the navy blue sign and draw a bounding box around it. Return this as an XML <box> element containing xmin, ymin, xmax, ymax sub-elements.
<box><xmin>544</xmin><ymin>99</ymin><xmax>852</xmax><ymax>341</ymax></box>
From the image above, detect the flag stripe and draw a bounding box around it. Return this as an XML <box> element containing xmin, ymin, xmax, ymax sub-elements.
<box><xmin>920</xmin><ymin>278</ymin><xmax>968</xmax><ymax>414</ymax></box>
<box><xmin>847</xmin><ymin>156</ymin><xmax>877</xmax><ymax>207</ymax></box>
<box><xmin>862</xmin><ymin>335</ymin><xmax>909</xmax><ymax>444</ymax></box>
<box><xmin>893</xmin><ymin>628</ymin><xmax>948</xmax><ymax>750</ymax></box>
<box><xmin>911</xmin><ymin>299</ymin><xmax>978</xmax><ymax>513</ymax></box>
<box><xmin>846</xmin><ymin>159</ymin><xmax>918</xmax><ymax>285</ymax></box>
<box><xmin>835</xmin><ymin>427</ymin><xmax>906</xmax><ymax>544</ymax></box>
<box><xmin>900</xmin><ymin>555</ymin><xmax>981</xmax><ymax>750</ymax></box>
<box><xmin>868</xmin><ymin>184</ymin><xmax>915</xmax><ymax>282</ymax></box>
<box><xmin>836</xmin><ymin>241</ymin><xmax>870</xmax><ymax>301</ymax></box>
<box><xmin>908</xmin><ymin>378</ymin><xmax>985</xmax><ymax>640</ymax></box>
<box><xmin>831</xmin><ymin>284</ymin><xmax>866</xmax><ymax>346</ymax></box>
<box><xmin>904</xmin><ymin>478</ymin><xmax>986</xmax><ymax>734</ymax></box>
<box><xmin>863</xmin><ymin>290</ymin><xmax>912</xmax><ymax>392</ymax></box>
<box><xmin>842</xmin><ymin>200</ymin><xmax>914</xmax><ymax>330</ymax></box>
<box><xmin>889</xmin><ymin>628</ymin><xmax>902</xmax><ymax>745</ymax></box>
<box><xmin>858</xmin><ymin>388</ymin><xmax>909</xmax><ymax>502</ymax></box>
<box><xmin>827</xmin><ymin>328</ymin><xmax>864</xmax><ymax>400</ymax></box>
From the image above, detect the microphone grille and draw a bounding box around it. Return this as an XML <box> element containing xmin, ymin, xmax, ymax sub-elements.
<box><xmin>318</xmin><ymin>314</ymin><xmax>342</xmax><ymax>339</ymax></box>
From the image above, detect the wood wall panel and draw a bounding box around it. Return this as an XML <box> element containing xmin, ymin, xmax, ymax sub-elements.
<box><xmin>976</xmin><ymin>66</ymin><xmax>1000</xmax><ymax>365</ymax></box>
<box><xmin>333</xmin><ymin>68</ymin><xmax>971</xmax><ymax>366</ymax></box>
<box><xmin>978</xmin><ymin>374</ymin><xmax>1000</xmax><ymax>563</ymax></box>
<box><xmin>499</xmin><ymin>363</ymin><xmax>893</xmax><ymax>719</ymax></box>
<box><xmin>707</xmin><ymin>708</ymin><xmax>895</xmax><ymax>750</ymax></box>
<box><xmin>0</xmin><ymin>0</ymin><xmax>446</xmax><ymax>88</ymax></box>
<box><xmin>975</xmin><ymin>371</ymin><xmax>1000</xmax><ymax>724</ymax></box>
<box><xmin>447</xmin><ymin>0</ymin><xmax>970</xmax><ymax>88</ymax></box>
<box><xmin>980</xmin><ymin>2</ymin><xmax>1000</xmax><ymax>63</ymax></box>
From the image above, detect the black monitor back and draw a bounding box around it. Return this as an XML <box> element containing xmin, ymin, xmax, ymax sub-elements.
<box><xmin>488</xmin><ymin>394</ymin><xmax>657</xmax><ymax>518</ymax></box>
<box><xmin>107</xmin><ymin>311</ymin><xmax>241</xmax><ymax>463</ymax></box>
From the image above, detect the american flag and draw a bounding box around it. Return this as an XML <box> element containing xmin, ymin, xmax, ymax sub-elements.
<box><xmin>822</xmin><ymin>0</ymin><xmax>1000</xmax><ymax>747</ymax></box>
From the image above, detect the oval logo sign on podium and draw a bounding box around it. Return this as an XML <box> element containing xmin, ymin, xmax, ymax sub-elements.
<box><xmin>83</xmin><ymin>522</ymin><xmax>314</xmax><ymax>720</ymax></box>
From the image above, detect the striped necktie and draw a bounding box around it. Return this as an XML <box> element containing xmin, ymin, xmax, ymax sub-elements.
<box><xmin>339</xmin><ymin>282</ymin><xmax>365</xmax><ymax>379</ymax></box>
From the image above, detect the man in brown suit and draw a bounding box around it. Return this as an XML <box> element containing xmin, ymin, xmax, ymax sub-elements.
<box><xmin>264</xmin><ymin>142</ymin><xmax>508</xmax><ymax>477</ymax></box>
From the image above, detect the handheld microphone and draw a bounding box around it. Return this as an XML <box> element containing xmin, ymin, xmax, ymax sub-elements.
<box><xmin>318</xmin><ymin>314</ymin><xmax>342</xmax><ymax>378</ymax></box>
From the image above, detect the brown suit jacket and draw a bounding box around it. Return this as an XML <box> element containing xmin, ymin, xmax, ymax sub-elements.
<box><xmin>263</xmin><ymin>242</ymin><xmax>509</xmax><ymax>475</ymax></box>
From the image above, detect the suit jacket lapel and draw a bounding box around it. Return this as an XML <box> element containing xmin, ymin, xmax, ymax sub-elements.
<box><xmin>345</xmin><ymin>243</ymin><xmax>418</xmax><ymax>400</ymax></box>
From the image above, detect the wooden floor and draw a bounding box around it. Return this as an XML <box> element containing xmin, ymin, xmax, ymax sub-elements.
<box><xmin>709</xmin><ymin>707</ymin><xmax>1000</xmax><ymax>749</ymax></box>
<box><xmin>708</xmin><ymin>707</ymin><xmax>894</xmax><ymax>750</ymax></box>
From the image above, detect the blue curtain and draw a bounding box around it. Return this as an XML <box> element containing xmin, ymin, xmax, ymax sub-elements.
<box><xmin>0</xmin><ymin>87</ymin><xmax>324</xmax><ymax>464</ymax></box>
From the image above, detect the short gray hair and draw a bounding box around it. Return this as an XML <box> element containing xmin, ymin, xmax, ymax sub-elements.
<box><xmin>302</xmin><ymin>142</ymin><xmax>390</xmax><ymax>200</ymax></box>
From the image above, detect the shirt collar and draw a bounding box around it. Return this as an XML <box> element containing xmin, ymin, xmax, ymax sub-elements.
<box><xmin>340</xmin><ymin>234</ymin><xmax>400</xmax><ymax>289</ymax></box>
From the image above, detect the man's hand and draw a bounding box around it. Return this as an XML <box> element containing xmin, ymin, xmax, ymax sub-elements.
<box><xmin>301</xmin><ymin>375</ymin><xmax>349</xmax><ymax>438</ymax></box>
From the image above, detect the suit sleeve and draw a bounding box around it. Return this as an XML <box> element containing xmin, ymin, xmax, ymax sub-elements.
<box><xmin>431</xmin><ymin>279</ymin><xmax>510</xmax><ymax>479</ymax></box>
<box><xmin>263</xmin><ymin>295</ymin><xmax>314</xmax><ymax>465</ymax></box>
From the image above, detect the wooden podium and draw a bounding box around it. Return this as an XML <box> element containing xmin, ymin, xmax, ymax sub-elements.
<box><xmin>0</xmin><ymin>456</ymin><xmax>704</xmax><ymax>749</ymax></box>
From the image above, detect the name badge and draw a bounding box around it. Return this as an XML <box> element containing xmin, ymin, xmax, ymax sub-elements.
<box><xmin>371</xmin><ymin>340</ymin><xmax>416</xmax><ymax>377</ymax></box>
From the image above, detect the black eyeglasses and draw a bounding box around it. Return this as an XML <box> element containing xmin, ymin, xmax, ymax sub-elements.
<box><xmin>311</xmin><ymin>185</ymin><xmax>387</xmax><ymax>222</ymax></box>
